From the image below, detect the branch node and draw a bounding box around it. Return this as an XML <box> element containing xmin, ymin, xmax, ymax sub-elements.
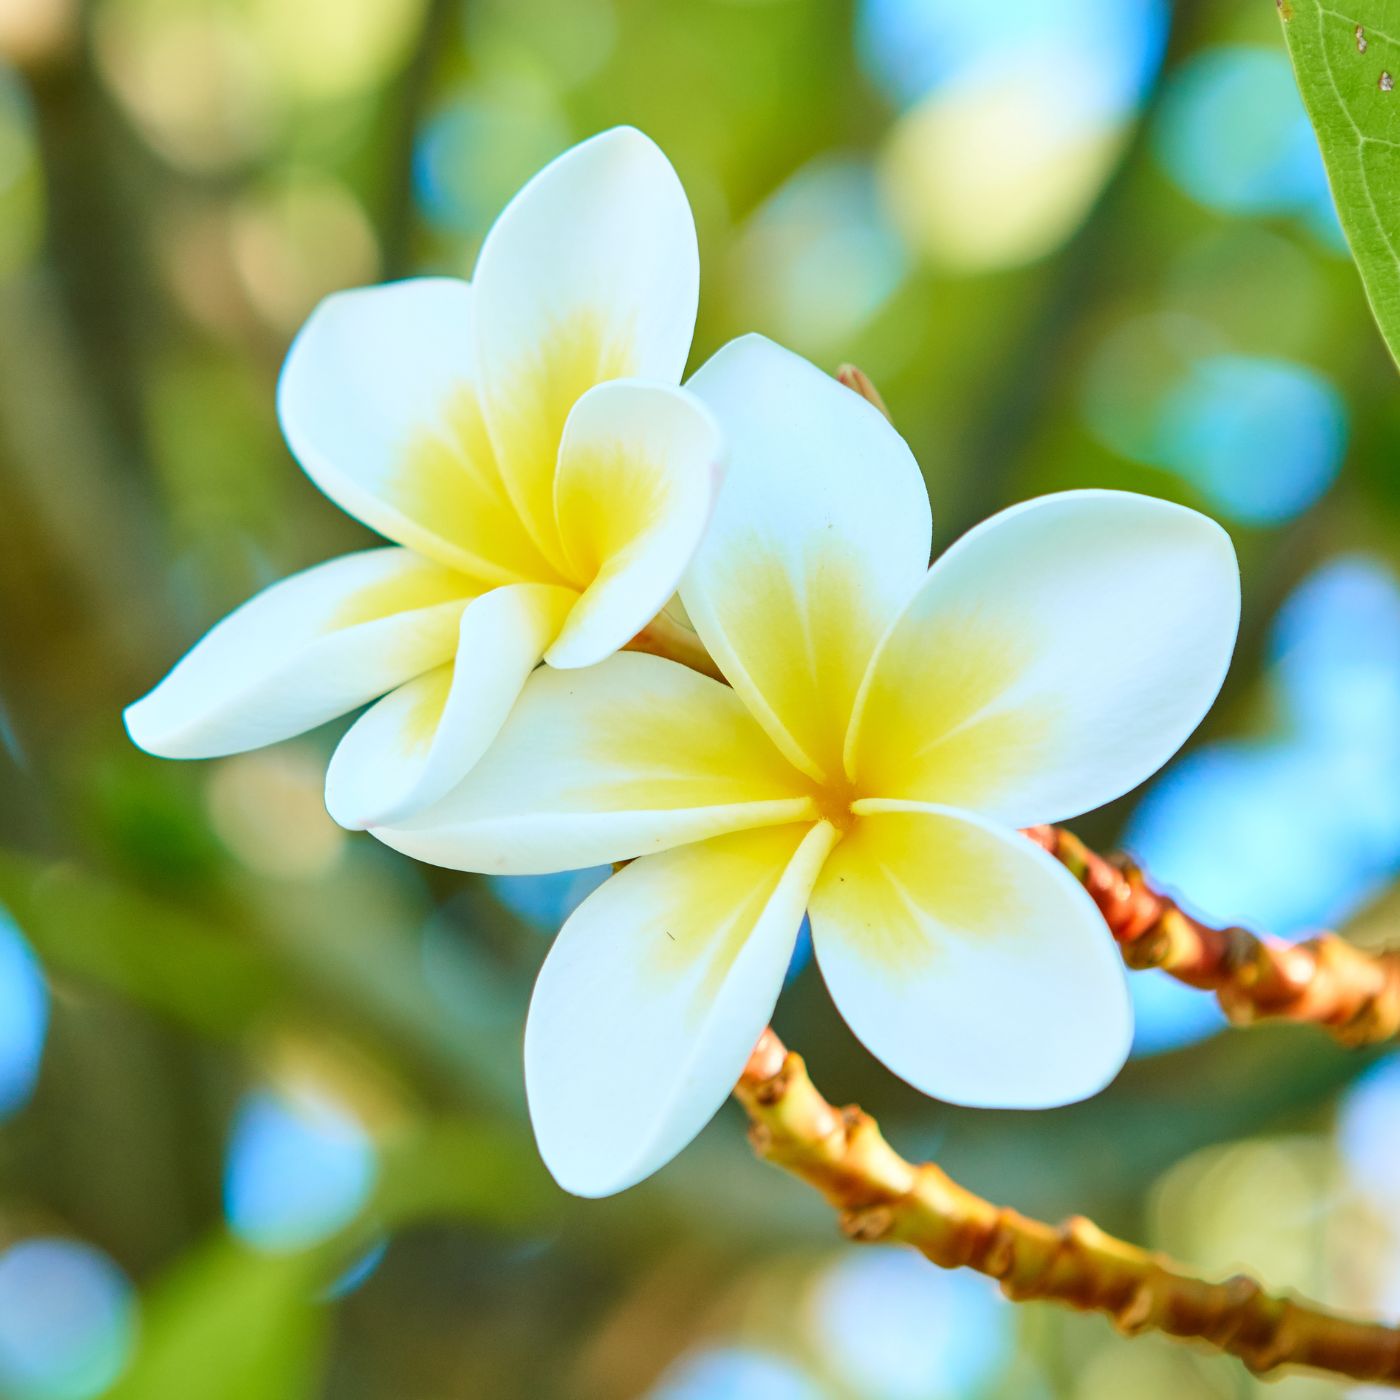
<box><xmin>1029</xmin><ymin>825</ymin><xmax>1400</xmax><ymax>1046</ymax></box>
<box><xmin>735</xmin><ymin>1029</ymin><xmax>1400</xmax><ymax>1387</ymax></box>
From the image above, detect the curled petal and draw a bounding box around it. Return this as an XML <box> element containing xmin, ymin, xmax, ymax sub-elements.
<box><xmin>324</xmin><ymin>582</ymin><xmax>576</xmax><ymax>829</ymax></box>
<box><xmin>547</xmin><ymin>380</ymin><xmax>722</xmax><ymax>669</ymax></box>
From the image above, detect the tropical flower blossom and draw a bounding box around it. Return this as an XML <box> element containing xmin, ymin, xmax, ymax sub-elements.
<box><xmin>376</xmin><ymin>336</ymin><xmax>1242</xmax><ymax>1197</ymax></box>
<box><xmin>125</xmin><ymin>128</ymin><xmax>720</xmax><ymax>828</ymax></box>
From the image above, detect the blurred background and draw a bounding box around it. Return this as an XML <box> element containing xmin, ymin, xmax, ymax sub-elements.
<box><xmin>1</xmin><ymin>0</ymin><xmax>1399</xmax><ymax>1395</ymax></box>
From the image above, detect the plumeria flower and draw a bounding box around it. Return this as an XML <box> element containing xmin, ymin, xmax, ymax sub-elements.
<box><xmin>125</xmin><ymin>128</ymin><xmax>720</xmax><ymax>828</ymax></box>
<box><xmin>376</xmin><ymin>336</ymin><xmax>1242</xmax><ymax>1198</ymax></box>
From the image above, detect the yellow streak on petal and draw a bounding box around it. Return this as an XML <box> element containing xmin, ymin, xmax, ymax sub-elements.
<box><xmin>705</xmin><ymin>537</ymin><xmax>882</xmax><ymax>784</ymax></box>
<box><xmin>328</xmin><ymin>558</ymin><xmax>477</xmax><ymax>629</ymax></box>
<box><xmin>642</xmin><ymin>823</ymin><xmax>821</xmax><ymax>1029</ymax></box>
<box><xmin>814</xmin><ymin>808</ymin><xmax>1031</xmax><ymax>980</ymax></box>
<box><xmin>487</xmin><ymin>309</ymin><xmax>638</xmax><ymax>573</ymax></box>
<box><xmin>851</xmin><ymin>608</ymin><xmax>1056</xmax><ymax>809</ymax></box>
<box><xmin>400</xmin><ymin>664</ymin><xmax>455</xmax><ymax>753</ymax></box>
<box><xmin>555</xmin><ymin>441</ymin><xmax>668</xmax><ymax>586</ymax></box>
<box><xmin>557</xmin><ymin>679</ymin><xmax>819</xmax><ymax>814</ymax></box>
<box><xmin>397</xmin><ymin>385</ymin><xmax>568</xmax><ymax>587</ymax></box>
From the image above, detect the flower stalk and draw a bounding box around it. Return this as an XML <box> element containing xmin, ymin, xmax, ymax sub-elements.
<box><xmin>623</xmin><ymin>609</ymin><xmax>726</xmax><ymax>681</ymax></box>
<box><xmin>735</xmin><ymin>1029</ymin><xmax>1400</xmax><ymax>1387</ymax></box>
<box><xmin>1026</xmin><ymin>825</ymin><xmax>1400</xmax><ymax>1045</ymax></box>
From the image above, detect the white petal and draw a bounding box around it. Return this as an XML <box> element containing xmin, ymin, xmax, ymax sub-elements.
<box><xmin>848</xmin><ymin>490</ymin><xmax>1240</xmax><ymax>825</ymax></box>
<box><xmin>810</xmin><ymin>802</ymin><xmax>1132</xmax><ymax>1109</ymax></box>
<box><xmin>277</xmin><ymin>278</ymin><xmax>559</xmax><ymax>587</ymax></box>
<box><xmin>683</xmin><ymin>335</ymin><xmax>931</xmax><ymax>784</ymax></box>
<box><xmin>526</xmin><ymin>821</ymin><xmax>835</xmax><ymax>1197</ymax></box>
<box><xmin>471</xmin><ymin>128</ymin><xmax>699</xmax><ymax>571</ymax></box>
<box><xmin>546</xmin><ymin>380</ymin><xmax>723</xmax><ymax>669</ymax></box>
<box><xmin>373</xmin><ymin>652</ymin><xmax>816</xmax><ymax>874</ymax></box>
<box><xmin>324</xmin><ymin>582</ymin><xmax>576</xmax><ymax>829</ymax></box>
<box><xmin>125</xmin><ymin>549</ymin><xmax>476</xmax><ymax>758</ymax></box>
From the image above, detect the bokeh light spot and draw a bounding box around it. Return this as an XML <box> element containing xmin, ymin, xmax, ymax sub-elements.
<box><xmin>1157</xmin><ymin>354</ymin><xmax>1346</xmax><ymax>524</ymax></box>
<box><xmin>646</xmin><ymin>1346</ymin><xmax>821</xmax><ymax>1400</ymax></box>
<box><xmin>1082</xmin><ymin>318</ymin><xmax>1346</xmax><ymax>526</ymax></box>
<box><xmin>857</xmin><ymin>0</ymin><xmax>1165</xmax><ymax>118</ymax></box>
<box><xmin>206</xmin><ymin>749</ymin><xmax>346</xmax><ymax>880</ymax></box>
<box><xmin>0</xmin><ymin>1239</ymin><xmax>137</xmax><ymax>1400</ymax></box>
<box><xmin>230</xmin><ymin>170</ymin><xmax>379</xmax><ymax>334</ymax></box>
<box><xmin>729</xmin><ymin>156</ymin><xmax>907</xmax><ymax>353</ymax></box>
<box><xmin>1128</xmin><ymin>557</ymin><xmax>1400</xmax><ymax>940</ymax></box>
<box><xmin>0</xmin><ymin>908</ymin><xmax>47</xmax><ymax>1120</ymax></box>
<box><xmin>868</xmin><ymin>0</ymin><xmax>1167</xmax><ymax>271</ymax></box>
<box><xmin>413</xmin><ymin>82</ymin><xmax>568</xmax><ymax>243</ymax></box>
<box><xmin>246</xmin><ymin>0</ymin><xmax>426</xmax><ymax>102</ymax></box>
<box><xmin>1154</xmin><ymin>46</ymin><xmax>1335</xmax><ymax>230</ymax></box>
<box><xmin>1129</xmin><ymin>968</ymin><xmax>1226</xmax><ymax>1057</ymax></box>
<box><xmin>1339</xmin><ymin>1053</ymin><xmax>1400</xmax><ymax>1213</ymax></box>
<box><xmin>224</xmin><ymin>1087</ymin><xmax>377</xmax><ymax>1252</ymax></box>
<box><xmin>321</xmin><ymin>1236</ymin><xmax>389</xmax><ymax>1301</ymax></box>
<box><xmin>488</xmin><ymin>867</ymin><xmax>610</xmax><ymax>934</ymax></box>
<box><xmin>1271</xmin><ymin>555</ymin><xmax>1400</xmax><ymax>739</ymax></box>
<box><xmin>808</xmin><ymin>1247</ymin><xmax>1009</xmax><ymax>1398</ymax></box>
<box><xmin>93</xmin><ymin>0</ymin><xmax>279</xmax><ymax>174</ymax></box>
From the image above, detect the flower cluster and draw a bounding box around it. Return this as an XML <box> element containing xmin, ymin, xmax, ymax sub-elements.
<box><xmin>127</xmin><ymin>129</ymin><xmax>1241</xmax><ymax>1197</ymax></box>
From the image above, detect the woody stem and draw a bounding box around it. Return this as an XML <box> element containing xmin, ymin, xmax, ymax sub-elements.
<box><xmin>1026</xmin><ymin>825</ymin><xmax>1400</xmax><ymax>1045</ymax></box>
<box><xmin>735</xmin><ymin>1028</ymin><xmax>1400</xmax><ymax>1386</ymax></box>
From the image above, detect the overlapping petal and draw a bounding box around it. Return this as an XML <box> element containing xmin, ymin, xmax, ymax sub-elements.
<box><xmin>373</xmin><ymin>652</ymin><xmax>818</xmax><ymax>874</ymax></box>
<box><xmin>810</xmin><ymin>802</ymin><xmax>1132</xmax><ymax>1108</ymax></box>
<box><xmin>546</xmin><ymin>380</ymin><xmax>722</xmax><ymax>669</ymax></box>
<box><xmin>472</xmin><ymin>128</ymin><xmax>699</xmax><ymax>574</ymax></box>
<box><xmin>277</xmin><ymin>278</ymin><xmax>556</xmax><ymax>588</ymax></box>
<box><xmin>847</xmin><ymin>491</ymin><xmax>1240</xmax><ymax>825</ymax></box>
<box><xmin>324</xmin><ymin>582</ymin><xmax>576</xmax><ymax>829</ymax></box>
<box><xmin>684</xmin><ymin>335</ymin><xmax>931</xmax><ymax>784</ymax></box>
<box><xmin>125</xmin><ymin>548</ymin><xmax>476</xmax><ymax>758</ymax></box>
<box><xmin>525</xmin><ymin>821</ymin><xmax>836</xmax><ymax>1197</ymax></box>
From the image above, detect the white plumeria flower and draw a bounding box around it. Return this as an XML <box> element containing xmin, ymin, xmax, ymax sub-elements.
<box><xmin>125</xmin><ymin>128</ymin><xmax>720</xmax><ymax>828</ymax></box>
<box><xmin>376</xmin><ymin>335</ymin><xmax>1242</xmax><ymax>1198</ymax></box>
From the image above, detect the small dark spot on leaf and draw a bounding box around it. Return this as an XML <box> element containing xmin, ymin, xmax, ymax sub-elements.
<box><xmin>1382</xmin><ymin>70</ymin><xmax>1395</xmax><ymax>92</ymax></box>
<box><xmin>1357</xmin><ymin>24</ymin><xmax>1368</xmax><ymax>52</ymax></box>
<box><xmin>1276</xmin><ymin>0</ymin><xmax>1293</xmax><ymax>19</ymax></box>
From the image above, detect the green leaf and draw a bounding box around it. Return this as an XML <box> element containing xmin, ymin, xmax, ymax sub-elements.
<box><xmin>375</xmin><ymin>1120</ymin><xmax>562</xmax><ymax>1232</ymax></box>
<box><xmin>1280</xmin><ymin>0</ymin><xmax>1400</xmax><ymax>367</ymax></box>
<box><xmin>0</xmin><ymin>852</ymin><xmax>282</xmax><ymax>1036</ymax></box>
<box><xmin>106</xmin><ymin>1241</ymin><xmax>328</xmax><ymax>1400</ymax></box>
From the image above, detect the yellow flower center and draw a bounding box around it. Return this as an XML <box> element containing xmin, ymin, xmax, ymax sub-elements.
<box><xmin>812</xmin><ymin>771</ymin><xmax>860</xmax><ymax>835</ymax></box>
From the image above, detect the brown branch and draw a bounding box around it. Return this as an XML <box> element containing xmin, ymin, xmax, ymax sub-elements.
<box><xmin>1026</xmin><ymin>825</ymin><xmax>1400</xmax><ymax>1046</ymax></box>
<box><xmin>735</xmin><ymin>1029</ymin><xmax>1400</xmax><ymax>1386</ymax></box>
